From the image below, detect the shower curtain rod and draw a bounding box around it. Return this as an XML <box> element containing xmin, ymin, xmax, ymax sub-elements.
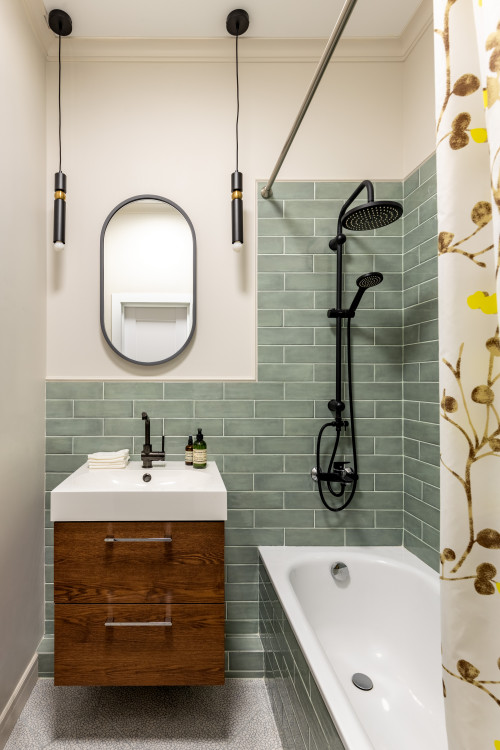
<box><xmin>260</xmin><ymin>0</ymin><xmax>359</xmax><ymax>199</ymax></box>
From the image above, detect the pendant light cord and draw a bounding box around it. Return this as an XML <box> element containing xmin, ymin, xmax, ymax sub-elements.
<box><xmin>58</xmin><ymin>33</ymin><xmax>62</xmax><ymax>173</ymax></box>
<box><xmin>235</xmin><ymin>31</ymin><xmax>240</xmax><ymax>172</ymax></box>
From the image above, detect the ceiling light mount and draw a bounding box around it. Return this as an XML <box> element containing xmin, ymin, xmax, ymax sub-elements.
<box><xmin>226</xmin><ymin>9</ymin><xmax>249</xmax><ymax>37</ymax></box>
<box><xmin>48</xmin><ymin>9</ymin><xmax>72</xmax><ymax>37</ymax></box>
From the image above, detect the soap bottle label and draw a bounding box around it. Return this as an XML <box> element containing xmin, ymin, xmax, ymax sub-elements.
<box><xmin>185</xmin><ymin>449</ymin><xmax>193</xmax><ymax>465</ymax></box>
<box><xmin>193</xmin><ymin>448</ymin><xmax>207</xmax><ymax>467</ymax></box>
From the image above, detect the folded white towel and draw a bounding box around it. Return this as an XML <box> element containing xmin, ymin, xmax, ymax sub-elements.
<box><xmin>88</xmin><ymin>449</ymin><xmax>130</xmax><ymax>460</ymax></box>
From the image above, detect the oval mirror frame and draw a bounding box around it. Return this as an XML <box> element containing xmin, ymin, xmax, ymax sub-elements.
<box><xmin>100</xmin><ymin>194</ymin><xmax>197</xmax><ymax>366</ymax></box>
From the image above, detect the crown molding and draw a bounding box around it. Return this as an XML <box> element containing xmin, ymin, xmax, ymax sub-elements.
<box><xmin>22</xmin><ymin>0</ymin><xmax>432</xmax><ymax>64</ymax></box>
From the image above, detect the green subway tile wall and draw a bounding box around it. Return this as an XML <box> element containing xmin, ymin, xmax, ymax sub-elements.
<box><xmin>403</xmin><ymin>156</ymin><xmax>440</xmax><ymax>571</ymax></box>
<box><xmin>42</xmin><ymin>156</ymin><xmax>439</xmax><ymax>677</ymax></box>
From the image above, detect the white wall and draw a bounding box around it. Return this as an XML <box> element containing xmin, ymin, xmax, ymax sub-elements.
<box><xmin>403</xmin><ymin>23</ymin><xmax>436</xmax><ymax>175</ymax></box>
<box><xmin>45</xmin><ymin>26</ymin><xmax>436</xmax><ymax>381</ymax></box>
<box><xmin>0</xmin><ymin>0</ymin><xmax>46</xmax><ymax>726</ymax></box>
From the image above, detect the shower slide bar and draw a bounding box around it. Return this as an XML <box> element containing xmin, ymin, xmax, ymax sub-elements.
<box><xmin>260</xmin><ymin>0</ymin><xmax>358</xmax><ymax>199</ymax></box>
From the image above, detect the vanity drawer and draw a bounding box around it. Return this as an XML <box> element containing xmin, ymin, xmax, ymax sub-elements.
<box><xmin>54</xmin><ymin>603</ymin><xmax>225</xmax><ymax>686</ymax></box>
<box><xmin>54</xmin><ymin>522</ymin><xmax>224</xmax><ymax>604</ymax></box>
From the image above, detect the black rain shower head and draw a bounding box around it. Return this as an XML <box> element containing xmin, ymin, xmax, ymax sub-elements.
<box><xmin>342</xmin><ymin>201</ymin><xmax>403</xmax><ymax>231</ymax></box>
<box><xmin>348</xmin><ymin>272</ymin><xmax>383</xmax><ymax>315</ymax></box>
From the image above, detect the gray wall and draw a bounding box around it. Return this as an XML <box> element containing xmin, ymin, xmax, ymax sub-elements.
<box><xmin>0</xmin><ymin>0</ymin><xmax>46</xmax><ymax>721</ymax></box>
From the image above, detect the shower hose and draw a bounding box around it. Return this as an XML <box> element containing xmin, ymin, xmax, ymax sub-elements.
<box><xmin>316</xmin><ymin>317</ymin><xmax>358</xmax><ymax>512</ymax></box>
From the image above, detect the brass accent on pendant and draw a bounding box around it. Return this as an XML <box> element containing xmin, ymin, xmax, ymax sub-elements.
<box><xmin>231</xmin><ymin>191</ymin><xmax>243</xmax><ymax>200</ymax></box>
<box><xmin>54</xmin><ymin>191</ymin><xmax>66</xmax><ymax>201</ymax></box>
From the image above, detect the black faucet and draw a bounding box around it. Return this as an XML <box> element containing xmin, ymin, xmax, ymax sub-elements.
<box><xmin>141</xmin><ymin>412</ymin><xmax>165</xmax><ymax>469</ymax></box>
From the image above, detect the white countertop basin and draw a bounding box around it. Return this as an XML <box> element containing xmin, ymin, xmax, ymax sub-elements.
<box><xmin>50</xmin><ymin>461</ymin><xmax>227</xmax><ymax>521</ymax></box>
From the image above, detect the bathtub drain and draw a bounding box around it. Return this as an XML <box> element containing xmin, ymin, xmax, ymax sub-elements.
<box><xmin>352</xmin><ymin>673</ymin><xmax>373</xmax><ymax>691</ymax></box>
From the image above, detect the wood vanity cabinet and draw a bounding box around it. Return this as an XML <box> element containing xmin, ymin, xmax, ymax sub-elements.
<box><xmin>53</xmin><ymin>521</ymin><xmax>225</xmax><ymax>686</ymax></box>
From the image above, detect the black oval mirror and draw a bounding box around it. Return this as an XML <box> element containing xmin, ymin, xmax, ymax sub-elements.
<box><xmin>100</xmin><ymin>195</ymin><xmax>196</xmax><ymax>365</ymax></box>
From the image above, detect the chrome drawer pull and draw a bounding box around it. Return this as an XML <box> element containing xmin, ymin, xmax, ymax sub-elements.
<box><xmin>104</xmin><ymin>537</ymin><xmax>172</xmax><ymax>543</ymax></box>
<box><xmin>105</xmin><ymin>620</ymin><xmax>172</xmax><ymax>627</ymax></box>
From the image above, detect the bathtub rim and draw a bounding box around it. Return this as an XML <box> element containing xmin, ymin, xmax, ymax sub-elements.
<box><xmin>259</xmin><ymin>545</ymin><xmax>440</xmax><ymax>750</ymax></box>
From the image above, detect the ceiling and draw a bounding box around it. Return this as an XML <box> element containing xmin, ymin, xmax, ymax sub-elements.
<box><xmin>40</xmin><ymin>0</ymin><xmax>424</xmax><ymax>39</ymax></box>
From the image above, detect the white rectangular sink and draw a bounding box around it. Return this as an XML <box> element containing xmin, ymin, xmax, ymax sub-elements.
<box><xmin>50</xmin><ymin>461</ymin><xmax>227</xmax><ymax>521</ymax></box>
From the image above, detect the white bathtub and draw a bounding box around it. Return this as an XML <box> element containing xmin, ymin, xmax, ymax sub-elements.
<box><xmin>259</xmin><ymin>546</ymin><xmax>447</xmax><ymax>750</ymax></box>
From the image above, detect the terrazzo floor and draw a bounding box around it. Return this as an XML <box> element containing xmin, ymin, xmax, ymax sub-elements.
<box><xmin>5</xmin><ymin>679</ymin><xmax>282</xmax><ymax>749</ymax></box>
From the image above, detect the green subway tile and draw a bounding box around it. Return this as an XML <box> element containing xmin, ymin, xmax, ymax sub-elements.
<box><xmin>346</xmin><ymin>528</ymin><xmax>402</xmax><ymax>545</ymax></box>
<box><xmin>258</xmin><ymin>218</ymin><xmax>314</xmax><ymax>237</ymax></box>
<box><xmin>419</xmin><ymin>154</ymin><xmax>436</xmax><ymax>183</ymax></box>
<box><xmin>351</xmin><ymin>346</ymin><xmax>401</xmax><ymax>365</ymax></box>
<box><xmin>258</xmin><ymin>236</ymin><xmax>284</xmax><ymax>254</ymax></box>
<box><xmin>419</xmin><ymin>278</ymin><xmax>438</xmax><ymax>304</ymax></box>
<box><xmin>404</xmin><ymin>175</ymin><xmax>437</xmax><ymax>215</ymax></box>
<box><xmin>375</xmin><ymin>473</ymin><xmax>403</xmax><ymax>491</ymax></box>
<box><xmin>355</xmin><ymin>309</ymin><xmax>402</xmax><ymax>327</ymax></box>
<box><xmin>259</xmin><ymin>310</ymin><xmax>283</xmax><ymax>327</ymax></box>
<box><xmin>314</xmin><ymin>510</ymin><xmax>375</xmax><ymax>528</ymax></box>
<box><xmin>104</xmin><ymin>382</ymin><xmax>163</xmax><ymax>399</ymax></box>
<box><xmin>225</xmin><ymin>455</ymin><xmax>283</xmax><ymax>473</ymax></box>
<box><xmin>285</xmin><ymin>529</ymin><xmax>344</xmax><ymax>545</ymax></box>
<box><xmin>419</xmin><ymin>402</ymin><xmax>439</xmax><ymax>424</ymax></box>
<box><xmin>404</xmin><ymin>473</ymin><xmax>422</xmax><ymax>499</ymax></box>
<box><xmin>224</xmin><ymin>419</ymin><xmax>283</xmax><ymax>436</ymax></box>
<box><xmin>103</xmin><ymin>417</ymin><xmax>163</xmax><ymax>436</ymax></box>
<box><xmin>284</xmin><ymin>492</ymin><xmax>320</xmax><ymax>509</ymax></box>
<box><xmin>314</xmin><ymin>181</ymin><xmax>359</xmax><ymax>199</ymax></box>
<box><xmin>225</xmin><ymin>582</ymin><xmax>259</xmax><ymax>601</ymax></box>
<box><xmin>284</xmin><ymin>345</ymin><xmax>332</xmax><ymax>364</ymax></box>
<box><xmin>133</xmin><ymin>400</ymin><xmax>194</xmax><ymax>418</ymax></box>
<box><xmin>38</xmin><ymin>654</ymin><xmax>54</xmax><ymax>675</ymax></box>
<box><xmin>260</xmin><ymin>327</ymin><xmax>314</xmax><ymax>345</ymax></box>
<box><xmin>228</xmin><ymin>491</ymin><xmax>283</xmax><ymax>510</ymax></box>
<box><xmin>404</xmin><ymin>216</ymin><xmax>438</xmax><ymax>252</ymax></box>
<box><xmin>163</xmin><ymin>383</ymin><xmax>223</xmax><ymax>400</ymax></box>
<box><xmin>373</xmin><ymin>365</ymin><xmax>403</xmax><ymax>383</ymax></box>
<box><xmin>404</xmin><ymin>510</ymin><xmax>423</xmax><ymax>537</ymax></box>
<box><xmin>47</xmin><ymin>382</ymin><xmax>103</xmax><ymax>399</ymax></box>
<box><xmin>46</xmin><ymin>455</ymin><xmax>86</xmax><ymax>473</ymax></box>
<box><xmin>73</xmin><ymin>436</ymin><xmax>134</xmax><ymax>454</ymax></box>
<box><xmin>224</xmin><ymin>382</ymin><xmax>283</xmax><ymax>400</ymax></box>
<box><xmin>260</xmin><ymin>255</ymin><xmax>313</xmax><ymax>273</ymax></box>
<box><xmin>258</xmin><ymin>364</ymin><xmax>314</xmax><ymax>382</ymax></box>
<box><xmin>419</xmin><ymin>236</ymin><xmax>438</xmax><ymax>263</ymax></box>
<box><xmin>419</xmin><ymin>443</ymin><xmax>439</xmax><ymax>467</ymax></box>
<box><xmin>419</xmin><ymin>320</ymin><xmax>438</xmax><ymax>342</ymax></box>
<box><xmin>46</xmin><ymin>437</ymin><xmax>73</xmax><ymax>454</ymax></box>
<box><xmin>225</xmin><ymin>635</ymin><xmax>262</xmax><ymax>651</ymax></box>
<box><xmin>284</xmin><ymin>199</ymin><xmax>342</xmax><ymax>219</ymax></box>
<box><xmin>258</xmin><ymin>273</ymin><xmax>284</xmax><ymax>291</ymax></box>
<box><xmin>422</xmin><ymin>522</ymin><xmax>440</xmax><ymax>550</ymax></box>
<box><xmin>356</xmin><ymin>456</ymin><xmax>402</xmax><ymax>473</ymax></box>
<box><xmin>419</xmin><ymin>196</ymin><xmax>437</xmax><ymax>224</ymax></box>
<box><xmin>221</xmin><ymin>473</ymin><xmax>254</xmax><ymax>491</ymax></box>
<box><xmin>375</xmin><ymin>436</ymin><xmax>402</xmax><ymax>454</ymax></box>
<box><xmin>404</xmin><ymin>437</ymin><xmax>420</xmax><ymax>459</ymax></box>
<box><xmin>206</xmin><ymin>436</ymin><xmax>254</xmax><ymax>454</ymax></box>
<box><xmin>405</xmin><ymin>419</ymin><xmax>438</xmax><ymax>445</ymax></box>
<box><xmin>403</xmin><ymin>533</ymin><xmax>440</xmax><ymax>572</ymax></box>
<box><xmin>75</xmin><ymin>400</ymin><xmax>133</xmax><ymax>418</ymax></box>
<box><xmin>195</xmin><ymin>400</ymin><xmax>254</xmax><ymax>418</ymax></box>
<box><xmin>256</xmin><ymin>436</ymin><xmax>314</xmax><ymax>454</ymax></box>
<box><xmin>355</xmin><ymin>492</ymin><xmax>403</xmax><ymax>510</ymax></box>
<box><xmin>284</xmin><ymin>419</ymin><xmax>322</xmax><ymax>436</ymax></box>
<box><xmin>225</xmin><ymin>528</ymin><xmax>284</xmax><ymax>546</ymax></box>
<box><xmin>258</xmin><ymin>199</ymin><xmax>284</xmax><ymax>218</ymax></box>
<box><xmin>226</xmin><ymin>602</ymin><xmax>260</xmax><ymax>620</ymax></box>
<box><xmin>258</xmin><ymin>182</ymin><xmax>314</xmax><ymax>200</ymax></box>
<box><xmin>354</xmin><ymin>418</ymin><xmax>401</xmax><ymax>437</ymax></box>
<box><xmin>256</xmin><ymin>401</ymin><xmax>312</xmax><ymax>418</ymax></box>
<box><xmin>375</xmin><ymin>402</ymin><xmax>401</xmax><ymax>419</ymax></box>
<box><xmin>259</xmin><ymin>291</ymin><xmax>314</xmax><ymax>310</ymax></box>
<box><xmin>406</xmin><ymin>457</ymin><xmax>439</xmax><ymax>487</ymax></box>
<box><xmin>285</xmin><ymin>383</ymin><xmax>334</xmax><ymax>400</ymax></box>
<box><xmin>284</xmin><ymin>309</ymin><xmax>329</xmax><ymax>327</ymax></box>
<box><xmin>375</xmin><ymin>181</ymin><xmax>403</xmax><ymax>200</ymax></box>
<box><xmin>226</xmin><ymin>510</ymin><xmax>254</xmax><ymax>529</ymax></box>
<box><xmin>376</xmin><ymin>510</ymin><xmax>404</xmax><ymax>527</ymax></box>
<box><xmin>285</xmin><ymin>236</ymin><xmax>330</xmax><ymax>255</ymax></box>
<box><xmin>227</xmin><ymin>566</ymin><xmax>259</xmax><ymax>583</ymax></box>
<box><xmin>255</xmin><ymin>510</ymin><xmax>313</xmax><ymax>528</ymax></box>
<box><xmin>46</xmin><ymin>400</ymin><xmax>73</xmax><ymax>417</ymax></box>
<box><xmin>257</xmin><ymin>346</ymin><xmax>283</xmax><ymax>364</ymax></box>
<box><xmin>225</xmin><ymin>547</ymin><xmax>259</xmax><ymax>564</ymax></box>
<box><xmin>254</xmin><ymin>474</ymin><xmax>312</xmax><ymax>492</ymax></box>
<box><xmin>404</xmin><ymin>169</ymin><xmax>419</xmax><ymax>197</ymax></box>
<box><xmin>285</xmin><ymin>273</ymin><xmax>335</xmax><ymax>291</ymax></box>
<box><xmin>47</xmin><ymin>419</ymin><xmax>103</xmax><ymax>436</ymax></box>
<box><xmin>228</xmin><ymin>652</ymin><xmax>264</xmax><ymax>672</ymax></box>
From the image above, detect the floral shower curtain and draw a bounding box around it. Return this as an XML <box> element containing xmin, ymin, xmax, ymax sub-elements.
<box><xmin>434</xmin><ymin>0</ymin><xmax>500</xmax><ymax>747</ymax></box>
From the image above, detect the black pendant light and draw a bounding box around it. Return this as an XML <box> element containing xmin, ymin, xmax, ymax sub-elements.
<box><xmin>48</xmin><ymin>9</ymin><xmax>72</xmax><ymax>251</ymax></box>
<box><xmin>226</xmin><ymin>9</ymin><xmax>249</xmax><ymax>251</ymax></box>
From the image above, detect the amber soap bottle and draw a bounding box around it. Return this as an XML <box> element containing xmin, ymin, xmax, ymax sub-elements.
<box><xmin>185</xmin><ymin>436</ymin><xmax>193</xmax><ymax>466</ymax></box>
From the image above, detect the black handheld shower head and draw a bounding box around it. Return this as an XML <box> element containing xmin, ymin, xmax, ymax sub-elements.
<box><xmin>349</xmin><ymin>272</ymin><xmax>383</xmax><ymax>315</ymax></box>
